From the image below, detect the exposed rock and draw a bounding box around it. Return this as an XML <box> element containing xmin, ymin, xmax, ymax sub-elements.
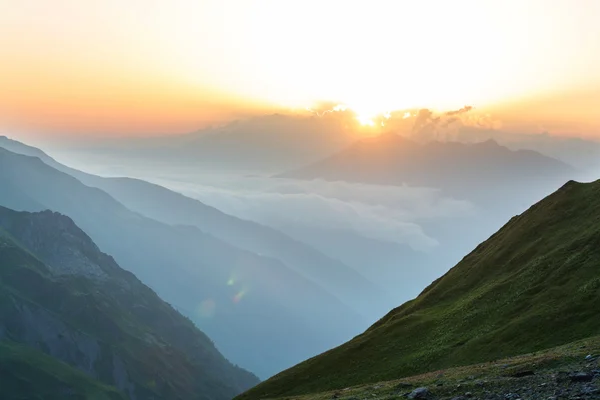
<box><xmin>569</xmin><ymin>372</ymin><xmax>594</xmax><ymax>382</ymax></box>
<box><xmin>408</xmin><ymin>387</ymin><xmax>431</xmax><ymax>399</ymax></box>
<box><xmin>0</xmin><ymin>207</ymin><xmax>259</xmax><ymax>400</ymax></box>
<box><xmin>580</xmin><ymin>385</ymin><xmax>599</xmax><ymax>395</ymax></box>
<box><xmin>112</xmin><ymin>354</ymin><xmax>137</xmax><ymax>400</ymax></box>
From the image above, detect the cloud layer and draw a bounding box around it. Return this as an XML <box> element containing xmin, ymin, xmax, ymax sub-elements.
<box><xmin>153</xmin><ymin>175</ymin><xmax>477</xmax><ymax>251</ymax></box>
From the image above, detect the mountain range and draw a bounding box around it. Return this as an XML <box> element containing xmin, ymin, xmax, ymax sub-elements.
<box><xmin>280</xmin><ymin>133</ymin><xmax>576</xmax><ymax>207</ymax></box>
<box><xmin>0</xmin><ymin>143</ymin><xmax>368</xmax><ymax>378</ymax></box>
<box><xmin>1</xmin><ymin>129</ymin><xmax>591</xmax><ymax>392</ymax></box>
<box><xmin>0</xmin><ymin>206</ymin><xmax>258</xmax><ymax>399</ymax></box>
<box><xmin>453</xmin><ymin>126</ymin><xmax>600</xmax><ymax>173</ymax></box>
<box><xmin>0</xmin><ymin>136</ymin><xmax>388</xmax><ymax>320</ymax></box>
<box><xmin>58</xmin><ymin>113</ymin><xmax>362</xmax><ymax>173</ymax></box>
<box><xmin>238</xmin><ymin>178</ymin><xmax>600</xmax><ymax>399</ymax></box>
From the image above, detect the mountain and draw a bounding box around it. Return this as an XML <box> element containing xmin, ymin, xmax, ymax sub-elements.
<box><xmin>454</xmin><ymin>126</ymin><xmax>600</xmax><ymax>173</ymax></box>
<box><xmin>0</xmin><ymin>146</ymin><xmax>364</xmax><ymax>378</ymax></box>
<box><xmin>238</xmin><ymin>179</ymin><xmax>600</xmax><ymax>399</ymax></box>
<box><xmin>266</xmin><ymin>223</ymin><xmax>444</xmax><ymax>300</ymax></box>
<box><xmin>0</xmin><ymin>206</ymin><xmax>258</xmax><ymax>399</ymax></box>
<box><xmin>45</xmin><ymin>113</ymin><xmax>361</xmax><ymax>173</ymax></box>
<box><xmin>174</xmin><ymin>114</ymin><xmax>357</xmax><ymax>171</ymax></box>
<box><xmin>0</xmin><ymin>135</ymin><xmax>388</xmax><ymax>320</ymax></box>
<box><xmin>280</xmin><ymin>133</ymin><xmax>576</xmax><ymax>206</ymax></box>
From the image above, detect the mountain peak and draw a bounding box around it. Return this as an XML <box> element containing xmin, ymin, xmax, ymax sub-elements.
<box><xmin>0</xmin><ymin>206</ymin><xmax>113</xmax><ymax>279</ymax></box>
<box><xmin>477</xmin><ymin>138</ymin><xmax>501</xmax><ymax>147</ymax></box>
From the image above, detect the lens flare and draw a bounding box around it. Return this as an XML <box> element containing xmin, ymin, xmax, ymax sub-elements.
<box><xmin>233</xmin><ymin>290</ymin><xmax>247</xmax><ymax>304</ymax></box>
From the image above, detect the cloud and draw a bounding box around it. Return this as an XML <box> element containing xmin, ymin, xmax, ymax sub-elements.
<box><xmin>461</xmin><ymin>113</ymin><xmax>502</xmax><ymax>130</ymax></box>
<box><xmin>406</xmin><ymin>106</ymin><xmax>501</xmax><ymax>140</ymax></box>
<box><xmin>153</xmin><ymin>176</ymin><xmax>477</xmax><ymax>252</ymax></box>
<box><xmin>446</xmin><ymin>105</ymin><xmax>473</xmax><ymax>116</ymax></box>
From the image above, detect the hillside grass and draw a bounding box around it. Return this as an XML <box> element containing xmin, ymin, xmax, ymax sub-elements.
<box><xmin>0</xmin><ymin>340</ymin><xmax>126</xmax><ymax>400</ymax></box>
<box><xmin>259</xmin><ymin>334</ymin><xmax>600</xmax><ymax>400</ymax></box>
<box><xmin>238</xmin><ymin>180</ymin><xmax>600</xmax><ymax>399</ymax></box>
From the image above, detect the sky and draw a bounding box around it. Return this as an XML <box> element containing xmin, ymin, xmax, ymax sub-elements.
<box><xmin>1</xmin><ymin>0</ymin><xmax>599</xmax><ymax>138</ymax></box>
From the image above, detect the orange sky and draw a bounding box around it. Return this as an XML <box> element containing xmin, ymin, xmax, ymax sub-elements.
<box><xmin>1</xmin><ymin>0</ymin><xmax>599</xmax><ymax>138</ymax></box>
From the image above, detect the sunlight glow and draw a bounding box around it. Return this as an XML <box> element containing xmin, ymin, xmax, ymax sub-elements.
<box><xmin>1</xmin><ymin>0</ymin><xmax>600</xmax><ymax>135</ymax></box>
<box><xmin>357</xmin><ymin>115</ymin><xmax>375</xmax><ymax>127</ymax></box>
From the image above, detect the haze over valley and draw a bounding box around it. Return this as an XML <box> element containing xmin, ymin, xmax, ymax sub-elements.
<box><xmin>1</xmin><ymin>1</ymin><xmax>600</xmax><ymax>399</ymax></box>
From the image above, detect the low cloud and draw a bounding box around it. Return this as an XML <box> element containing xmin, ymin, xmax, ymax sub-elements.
<box><xmin>153</xmin><ymin>176</ymin><xmax>477</xmax><ymax>251</ymax></box>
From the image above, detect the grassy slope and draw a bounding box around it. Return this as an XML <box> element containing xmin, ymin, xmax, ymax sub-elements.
<box><xmin>239</xmin><ymin>179</ymin><xmax>600</xmax><ymax>399</ymax></box>
<box><xmin>263</xmin><ymin>334</ymin><xmax>600</xmax><ymax>400</ymax></box>
<box><xmin>0</xmin><ymin>340</ymin><xmax>125</xmax><ymax>400</ymax></box>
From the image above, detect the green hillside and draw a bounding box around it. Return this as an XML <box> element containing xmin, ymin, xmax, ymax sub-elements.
<box><xmin>0</xmin><ymin>340</ymin><xmax>126</xmax><ymax>400</ymax></box>
<box><xmin>238</xmin><ymin>179</ymin><xmax>600</xmax><ymax>399</ymax></box>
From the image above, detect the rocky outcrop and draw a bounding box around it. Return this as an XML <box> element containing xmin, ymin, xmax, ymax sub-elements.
<box><xmin>0</xmin><ymin>206</ymin><xmax>259</xmax><ymax>399</ymax></box>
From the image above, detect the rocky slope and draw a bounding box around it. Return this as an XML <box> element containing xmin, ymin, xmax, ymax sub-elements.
<box><xmin>0</xmin><ymin>206</ymin><xmax>258</xmax><ymax>399</ymax></box>
<box><xmin>238</xmin><ymin>179</ymin><xmax>600</xmax><ymax>399</ymax></box>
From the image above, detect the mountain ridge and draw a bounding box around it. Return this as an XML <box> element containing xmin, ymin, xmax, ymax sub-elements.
<box><xmin>0</xmin><ymin>206</ymin><xmax>259</xmax><ymax>399</ymax></box>
<box><xmin>0</xmin><ymin>135</ymin><xmax>389</xmax><ymax>320</ymax></box>
<box><xmin>278</xmin><ymin>133</ymin><xmax>575</xmax><ymax>205</ymax></box>
<box><xmin>0</xmin><ymin>145</ymin><xmax>365</xmax><ymax>378</ymax></box>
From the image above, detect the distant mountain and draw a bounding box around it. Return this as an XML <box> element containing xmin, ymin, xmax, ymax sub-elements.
<box><xmin>179</xmin><ymin>114</ymin><xmax>357</xmax><ymax>171</ymax></box>
<box><xmin>0</xmin><ymin>135</ymin><xmax>388</xmax><ymax>320</ymax></box>
<box><xmin>46</xmin><ymin>113</ymin><xmax>361</xmax><ymax>173</ymax></box>
<box><xmin>454</xmin><ymin>126</ymin><xmax>600</xmax><ymax>173</ymax></box>
<box><xmin>269</xmin><ymin>223</ymin><xmax>442</xmax><ymax>300</ymax></box>
<box><xmin>238</xmin><ymin>179</ymin><xmax>600</xmax><ymax>399</ymax></box>
<box><xmin>280</xmin><ymin>133</ymin><xmax>576</xmax><ymax>206</ymax></box>
<box><xmin>0</xmin><ymin>146</ymin><xmax>364</xmax><ymax>378</ymax></box>
<box><xmin>0</xmin><ymin>206</ymin><xmax>258</xmax><ymax>399</ymax></box>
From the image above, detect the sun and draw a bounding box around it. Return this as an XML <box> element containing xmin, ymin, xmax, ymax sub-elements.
<box><xmin>356</xmin><ymin>114</ymin><xmax>375</xmax><ymax>127</ymax></box>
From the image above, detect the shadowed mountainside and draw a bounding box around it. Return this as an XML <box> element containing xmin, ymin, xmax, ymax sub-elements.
<box><xmin>0</xmin><ymin>135</ymin><xmax>389</xmax><ymax>320</ymax></box>
<box><xmin>0</xmin><ymin>146</ymin><xmax>365</xmax><ymax>378</ymax></box>
<box><xmin>0</xmin><ymin>206</ymin><xmax>258</xmax><ymax>399</ymax></box>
